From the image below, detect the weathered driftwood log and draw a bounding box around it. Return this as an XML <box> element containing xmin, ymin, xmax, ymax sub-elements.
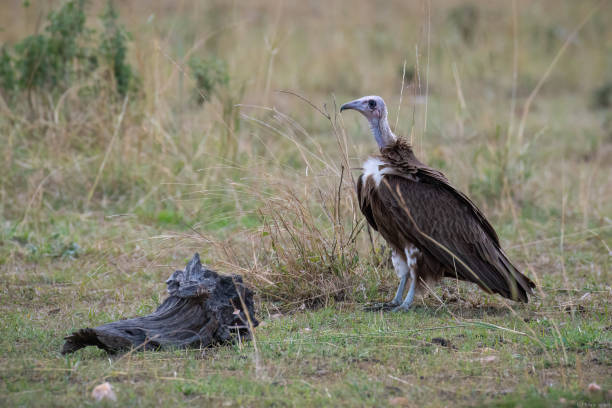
<box><xmin>61</xmin><ymin>253</ymin><xmax>257</xmax><ymax>354</ymax></box>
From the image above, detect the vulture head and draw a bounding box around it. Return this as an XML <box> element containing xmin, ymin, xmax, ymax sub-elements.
<box><xmin>340</xmin><ymin>95</ymin><xmax>397</xmax><ymax>149</ymax></box>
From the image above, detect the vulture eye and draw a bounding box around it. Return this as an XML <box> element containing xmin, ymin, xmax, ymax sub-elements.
<box><xmin>368</xmin><ymin>99</ymin><xmax>377</xmax><ymax>109</ymax></box>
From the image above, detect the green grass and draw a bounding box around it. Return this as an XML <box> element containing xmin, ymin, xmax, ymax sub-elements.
<box><xmin>0</xmin><ymin>213</ymin><xmax>610</xmax><ymax>407</ymax></box>
<box><xmin>1</xmin><ymin>296</ymin><xmax>610</xmax><ymax>406</ymax></box>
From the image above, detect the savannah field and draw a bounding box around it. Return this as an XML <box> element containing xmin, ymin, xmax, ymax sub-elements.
<box><xmin>0</xmin><ymin>0</ymin><xmax>611</xmax><ymax>407</ymax></box>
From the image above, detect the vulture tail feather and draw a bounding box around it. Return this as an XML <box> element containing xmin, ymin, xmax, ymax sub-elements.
<box><xmin>496</xmin><ymin>252</ymin><xmax>536</xmax><ymax>303</ymax></box>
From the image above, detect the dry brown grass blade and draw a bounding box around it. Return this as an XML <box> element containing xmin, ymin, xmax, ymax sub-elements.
<box><xmin>86</xmin><ymin>96</ymin><xmax>129</xmax><ymax>207</ymax></box>
<box><xmin>516</xmin><ymin>0</ymin><xmax>603</xmax><ymax>146</ymax></box>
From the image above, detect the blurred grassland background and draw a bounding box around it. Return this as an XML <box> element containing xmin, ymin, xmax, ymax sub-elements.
<box><xmin>0</xmin><ymin>0</ymin><xmax>610</xmax><ymax>407</ymax></box>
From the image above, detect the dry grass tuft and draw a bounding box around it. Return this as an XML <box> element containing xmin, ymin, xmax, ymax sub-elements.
<box><xmin>250</xmin><ymin>166</ymin><xmax>368</xmax><ymax>308</ymax></box>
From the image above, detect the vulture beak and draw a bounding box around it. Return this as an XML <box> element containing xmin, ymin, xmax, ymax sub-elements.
<box><xmin>340</xmin><ymin>99</ymin><xmax>363</xmax><ymax>112</ymax></box>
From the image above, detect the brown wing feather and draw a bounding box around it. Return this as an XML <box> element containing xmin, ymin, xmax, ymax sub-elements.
<box><xmin>380</xmin><ymin>139</ymin><xmax>501</xmax><ymax>246</ymax></box>
<box><xmin>416</xmin><ymin>167</ymin><xmax>501</xmax><ymax>246</ymax></box>
<box><xmin>357</xmin><ymin>174</ymin><xmax>378</xmax><ymax>231</ymax></box>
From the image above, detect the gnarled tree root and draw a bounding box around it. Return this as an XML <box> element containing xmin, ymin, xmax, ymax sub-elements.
<box><xmin>61</xmin><ymin>253</ymin><xmax>257</xmax><ymax>354</ymax></box>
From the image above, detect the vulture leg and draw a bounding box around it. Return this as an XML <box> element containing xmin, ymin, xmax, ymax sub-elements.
<box><xmin>390</xmin><ymin>250</ymin><xmax>409</xmax><ymax>305</ymax></box>
<box><xmin>392</xmin><ymin>247</ymin><xmax>419</xmax><ymax>312</ymax></box>
<box><xmin>364</xmin><ymin>250</ymin><xmax>408</xmax><ymax>311</ymax></box>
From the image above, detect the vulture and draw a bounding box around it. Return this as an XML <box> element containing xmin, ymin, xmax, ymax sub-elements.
<box><xmin>340</xmin><ymin>95</ymin><xmax>535</xmax><ymax>311</ymax></box>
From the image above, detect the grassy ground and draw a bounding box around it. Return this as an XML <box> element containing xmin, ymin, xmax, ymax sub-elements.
<box><xmin>1</xmin><ymin>0</ymin><xmax>611</xmax><ymax>406</ymax></box>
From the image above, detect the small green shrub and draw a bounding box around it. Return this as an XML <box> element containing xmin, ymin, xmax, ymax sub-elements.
<box><xmin>12</xmin><ymin>0</ymin><xmax>93</xmax><ymax>94</ymax></box>
<box><xmin>99</xmin><ymin>0</ymin><xmax>135</xmax><ymax>97</ymax></box>
<box><xmin>0</xmin><ymin>46</ymin><xmax>15</xmax><ymax>99</ymax></box>
<box><xmin>188</xmin><ymin>55</ymin><xmax>229</xmax><ymax>104</ymax></box>
<box><xmin>448</xmin><ymin>3</ymin><xmax>479</xmax><ymax>45</ymax></box>
<box><xmin>188</xmin><ymin>55</ymin><xmax>244</xmax><ymax>158</ymax></box>
<box><xmin>0</xmin><ymin>0</ymin><xmax>136</xmax><ymax>103</ymax></box>
<box><xmin>592</xmin><ymin>82</ymin><xmax>612</xmax><ymax>110</ymax></box>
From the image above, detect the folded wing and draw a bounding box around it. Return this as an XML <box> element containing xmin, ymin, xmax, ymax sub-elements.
<box><xmin>361</xmin><ymin>167</ymin><xmax>535</xmax><ymax>302</ymax></box>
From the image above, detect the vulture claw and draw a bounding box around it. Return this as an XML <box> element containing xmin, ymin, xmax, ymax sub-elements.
<box><xmin>391</xmin><ymin>304</ymin><xmax>413</xmax><ymax>313</ymax></box>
